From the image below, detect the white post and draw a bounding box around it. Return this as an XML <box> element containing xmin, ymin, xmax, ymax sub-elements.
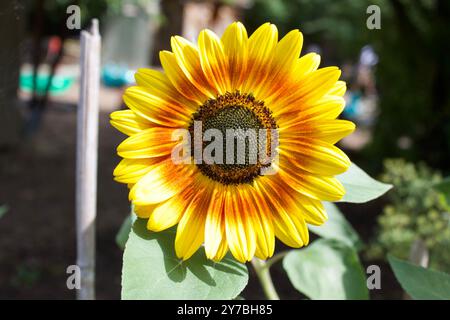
<box><xmin>76</xmin><ymin>19</ymin><xmax>100</xmax><ymax>300</ymax></box>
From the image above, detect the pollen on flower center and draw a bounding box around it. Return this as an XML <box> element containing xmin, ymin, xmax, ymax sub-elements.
<box><xmin>189</xmin><ymin>91</ymin><xmax>277</xmax><ymax>185</ymax></box>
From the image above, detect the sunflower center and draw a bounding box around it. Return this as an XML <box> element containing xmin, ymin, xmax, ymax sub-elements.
<box><xmin>189</xmin><ymin>91</ymin><xmax>277</xmax><ymax>185</ymax></box>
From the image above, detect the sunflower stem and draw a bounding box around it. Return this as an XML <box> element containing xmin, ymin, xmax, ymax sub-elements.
<box><xmin>251</xmin><ymin>258</ymin><xmax>280</xmax><ymax>300</ymax></box>
<box><xmin>264</xmin><ymin>251</ymin><xmax>288</xmax><ymax>270</ymax></box>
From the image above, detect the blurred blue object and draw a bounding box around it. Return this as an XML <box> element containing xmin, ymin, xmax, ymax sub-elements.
<box><xmin>343</xmin><ymin>91</ymin><xmax>361</xmax><ymax>119</ymax></box>
<box><xmin>102</xmin><ymin>64</ymin><xmax>135</xmax><ymax>87</ymax></box>
<box><xmin>20</xmin><ymin>72</ymin><xmax>75</xmax><ymax>95</ymax></box>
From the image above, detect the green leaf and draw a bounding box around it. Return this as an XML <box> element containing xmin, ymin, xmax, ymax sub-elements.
<box><xmin>388</xmin><ymin>255</ymin><xmax>450</xmax><ymax>300</ymax></box>
<box><xmin>116</xmin><ymin>207</ymin><xmax>139</xmax><ymax>250</ymax></box>
<box><xmin>283</xmin><ymin>239</ymin><xmax>369</xmax><ymax>300</ymax></box>
<box><xmin>309</xmin><ymin>202</ymin><xmax>363</xmax><ymax>250</ymax></box>
<box><xmin>433</xmin><ymin>177</ymin><xmax>450</xmax><ymax>207</ymax></box>
<box><xmin>116</xmin><ymin>215</ymin><xmax>133</xmax><ymax>250</ymax></box>
<box><xmin>122</xmin><ymin>218</ymin><xmax>248</xmax><ymax>300</ymax></box>
<box><xmin>337</xmin><ymin>162</ymin><xmax>392</xmax><ymax>203</ymax></box>
<box><xmin>0</xmin><ymin>205</ymin><xmax>7</xmax><ymax>219</ymax></box>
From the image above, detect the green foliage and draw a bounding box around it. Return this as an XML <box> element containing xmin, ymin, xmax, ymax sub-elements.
<box><xmin>122</xmin><ymin>219</ymin><xmax>248</xmax><ymax>300</ymax></box>
<box><xmin>367</xmin><ymin>159</ymin><xmax>450</xmax><ymax>271</ymax></box>
<box><xmin>0</xmin><ymin>205</ymin><xmax>7</xmax><ymax>219</ymax></box>
<box><xmin>11</xmin><ymin>264</ymin><xmax>41</xmax><ymax>288</ymax></box>
<box><xmin>283</xmin><ymin>239</ymin><xmax>369</xmax><ymax>300</ymax></box>
<box><xmin>388</xmin><ymin>255</ymin><xmax>450</xmax><ymax>300</ymax></box>
<box><xmin>116</xmin><ymin>214</ymin><xmax>133</xmax><ymax>250</ymax></box>
<box><xmin>337</xmin><ymin>162</ymin><xmax>392</xmax><ymax>203</ymax></box>
<box><xmin>434</xmin><ymin>177</ymin><xmax>450</xmax><ymax>208</ymax></box>
<box><xmin>309</xmin><ymin>202</ymin><xmax>363</xmax><ymax>250</ymax></box>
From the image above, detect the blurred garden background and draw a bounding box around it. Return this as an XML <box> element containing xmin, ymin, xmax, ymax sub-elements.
<box><xmin>0</xmin><ymin>0</ymin><xmax>449</xmax><ymax>299</ymax></box>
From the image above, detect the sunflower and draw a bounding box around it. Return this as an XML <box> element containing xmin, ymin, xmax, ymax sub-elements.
<box><xmin>110</xmin><ymin>22</ymin><xmax>355</xmax><ymax>263</ymax></box>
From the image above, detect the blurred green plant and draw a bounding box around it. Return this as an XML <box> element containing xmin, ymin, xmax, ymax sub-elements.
<box><xmin>0</xmin><ymin>205</ymin><xmax>7</xmax><ymax>219</ymax></box>
<box><xmin>11</xmin><ymin>264</ymin><xmax>41</xmax><ymax>288</ymax></box>
<box><xmin>367</xmin><ymin>159</ymin><xmax>450</xmax><ymax>271</ymax></box>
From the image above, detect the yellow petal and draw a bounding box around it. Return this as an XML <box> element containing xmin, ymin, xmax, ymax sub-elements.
<box><xmin>279</xmin><ymin>138</ymin><xmax>351</xmax><ymax>175</ymax></box>
<box><xmin>272</xmin><ymin>67</ymin><xmax>341</xmax><ymax>117</ymax></box>
<box><xmin>278</xmin><ymin>164</ymin><xmax>345</xmax><ymax>201</ymax></box>
<box><xmin>272</xmin><ymin>212</ymin><xmax>308</xmax><ymax>248</ymax></box>
<box><xmin>134</xmin><ymin>68</ymin><xmax>197</xmax><ymax>115</ymax></box>
<box><xmin>242</xmin><ymin>23</ymin><xmax>278</xmax><ymax>94</ymax></box>
<box><xmin>280</xmin><ymin>119</ymin><xmax>356</xmax><ymax>144</ymax></box>
<box><xmin>221</xmin><ymin>21</ymin><xmax>248</xmax><ymax>91</ymax></box>
<box><xmin>264</xmin><ymin>53</ymin><xmax>321</xmax><ymax>106</ymax></box>
<box><xmin>256</xmin><ymin>177</ymin><xmax>308</xmax><ymax>247</ymax></box>
<box><xmin>204</xmin><ymin>185</ymin><xmax>227</xmax><ymax>260</ymax></box>
<box><xmin>133</xmin><ymin>204</ymin><xmax>158</xmax><ymax>218</ymax></box>
<box><xmin>299</xmin><ymin>67</ymin><xmax>342</xmax><ymax>101</ymax></box>
<box><xmin>147</xmin><ymin>186</ymin><xmax>195</xmax><ymax>232</ymax></box>
<box><xmin>328</xmin><ymin>80</ymin><xmax>346</xmax><ymax>97</ymax></box>
<box><xmin>299</xmin><ymin>95</ymin><xmax>345</xmax><ymax>121</ymax></box>
<box><xmin>129</xmin><ymin>160</ymin><xmax>195</xmax><ymax>205</ymax></box>
<box><xmin>113</xmin><ymin>158</ymin><xmax>160</xmax><ymax>184</ymax></box>
<box><xmin>258</xmin><ymin>29</ymin><xmax>303</xmax><ymax>100</ymax></box>
<box><xmin>295</xmin><ymin>53</ymin><xmax>321</xmax><ymax>79</ymax></box>
<box><xmin>198</xmin><ymin>29</ymin><xmax>230</xmax><ymax>94</ymax></box>
<box><xmin>278</xmin><ymin>96</ymin><xmax>345</xmax><ymax>131</ymax></box>
<box><xmin>110</xmin><ymin>110</ymin><xmax>151</xmax><ymax>136</ymax></box>
<box><xmin>224</xmin><ymin>187</ymin><xmax>257</xmax><ymax>263</ymax></box>
<box><xmin>175</xmin><ymin>189</ymin><xmax>211</xmax><ymax>260</ymax></box>
<box><xmin>210</xmin><ymin>237</ymin><xmax>229</xmax><ymax>262</ymax></box>
<box><xmin>117</xmin><ymin>127</ymin><xmax>177</xmax><ymax>159</ymax></box>
<box><xmin>171</xmin><ymin>36</ymin><xmax>215</xmax><ymax>98</ymax></box>
<box><xmin>273</xmin><ymin>30</ymin><xmax>303</xmax><ymax>73</ymax></box>
<box><xmin>160</xmin><ymin>50</ymin><xmax>208</xmax><ymax>104</ymax></box>
<box><xmin>123</xmin><ymin>86</ymin><xmax>190</xmax><ymax>127</ymax></box>
<box><xmin>246</xmin><ymin>184</ymin><xmax>275</xmax><ymax>260</ymax></box>
<box><xmin>294</xmin><ymin>195</ymin><xmax>328</xmax><ymax>226</ymax></box>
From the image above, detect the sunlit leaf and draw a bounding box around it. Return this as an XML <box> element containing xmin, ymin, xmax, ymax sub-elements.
<box><xmin>283</xmin><ymin>239</ymin><xmax>368</xmax><ymax>300</ymax></box>
<box><xmin>337</xmin><ymin>162</ymin><xmax>392</xmax><ymax>203</ymax></box>
<box><xmin>309</xmin><ymin>202</ymin><xmax>362</xmax><ymax>250</ymax></box>
<box><xmin>122</xmin><ymin>219</ymin><xmax>248</xmax><ymax>300</ymax></box>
